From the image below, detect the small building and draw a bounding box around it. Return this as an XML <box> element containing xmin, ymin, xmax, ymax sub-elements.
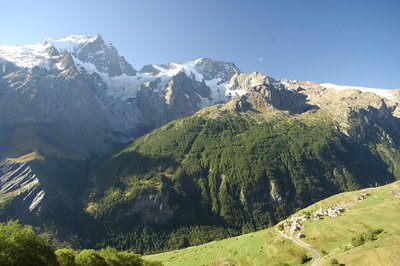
<box><xmin>312</xmin><ymin>212</ymin><xmax>324</xmax><ymax>220</ymax></box>
<box><xmin>294</xmin><ymin>223</ymin><xmax>302</xmax><ymax>231</ymax></box>
<box><xmin>297</xmin><ymin>233</ymin><xmax>305</xmax><ymax>239</ymax></box>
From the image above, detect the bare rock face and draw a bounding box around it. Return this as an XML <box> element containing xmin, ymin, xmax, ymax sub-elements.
<box><xmin>0</xmin><ymin>161</ymin><xmax>40</xmax><ymax>212</ymax></box>
<box><xmin>75</xmin><ymin>34</ymin><xmax>136</xmax><ymax>77</ymax></box>
<box><xmin>58</xmin><ymin>52</ymin><xmax>76</xmax><ymax>71</ymax></box>
<box><xmin>1</xmin><ymin>61</ymin><xmax>18</xmax><ymax>76</ymax></box>
<box><xmin>276</xmin><ymin>81</ymin><xmax>400</xmax><ymax>136</ymax></box>
<box><xmin>114</xmin><ymin>193</ymin><xmax>176</xmax><ymax>225</ymax></box>
<box><xmin>164</xmin><ymin>71</ymin><xmax>212</xmax><ymax>119</ymax></box>
<box><xmin>0</xmin><ymin>157</ymin><xmax>85</xmax><ymax>229</ymax></box>
<box><xmin>194</xmin><ymin>57</ymin><xmax>240</xmax><ymax>82</ymax></box>
<box><xmin>224</xmin><ymin>73</ymin><xmax>400</xmax><ymax>140</ymax></box>
<box><xmin>269</xmin><ymin>180</ymin><xmax>282</xmax><ymax>203</ymax></box>
<box><xmin>228</xmin><ymin>72</ymin><xmax>318</xmax><ymax>114</ymax></box>
<box><xmin>138</xmin><ymin>64</ymin><xmax>161</xmax><ymax>76</ymax></box>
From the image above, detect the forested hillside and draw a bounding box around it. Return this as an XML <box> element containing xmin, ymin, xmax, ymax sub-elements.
<box><xmin>86</xmin><ymin>106</ymin><xmax>399</xmax><ymax>253</ymax></box>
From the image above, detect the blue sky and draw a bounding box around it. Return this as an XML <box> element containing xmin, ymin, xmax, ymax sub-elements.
<box><xmin>1</xmin><ymin>0</ymin><xmax>399</xmax><ymax>88</ymax></box>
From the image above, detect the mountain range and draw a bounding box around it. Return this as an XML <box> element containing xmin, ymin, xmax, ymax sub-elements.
<box><xmin>1</xmin><ymin>34</ymin><xmax>400</xmax><ymax>253</ymax></box>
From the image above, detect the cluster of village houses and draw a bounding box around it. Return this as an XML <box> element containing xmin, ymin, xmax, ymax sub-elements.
<box><xmin>281</xmin><ymin>193</ymin><xmax>370</xmax><ymax>239</ymax></box>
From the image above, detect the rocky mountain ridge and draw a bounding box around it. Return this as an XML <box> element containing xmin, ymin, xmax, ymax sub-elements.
<box><xmin>1</xmin><ymin>35</ymin><xmax>398</xmax><ymax>159</ymax></box>
<box><xmin>0</xmin><ymin>35</ymin><xmax>243</xmax><ymax>159</ymax></box>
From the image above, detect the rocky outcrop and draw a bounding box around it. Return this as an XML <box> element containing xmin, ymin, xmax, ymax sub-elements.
<box><xmin>115</xmin><ymin>193</ymin><xmax>176</xmax><ymax>225</ymax></box>
<box><xmin>164</xmin><ymin>71</ymin><xmax>211</xmax><ymax>119</ymax></box>
<box><xmin>228</xmin><ymin>72</ymin><xmax>318</xmax><ymax>114</ymax></box>
<box><xmin>0</xmin><ymin>156</ymin><xmax>92</xmax><ymax>240</ymax></box>
<box><xmin>74</xmin><ymin>34</ymin><xmax>136</xmax><ymax>77</ymax></box>
<box><xmin>0</xmin><ymin>161</ymin><xmax>39</xmax><ymax>208</ymax></box>
<box><xmin>194</xmin><ymin>57</ymin><xmax>240</xmax><ymax>82</ymax></box>
<box><xmin>138</xmin><ymin>64</ymin><xmax>161</xmax><ymax>75</ymax></box>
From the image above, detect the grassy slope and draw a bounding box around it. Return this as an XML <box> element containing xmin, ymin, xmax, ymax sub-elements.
<box><xmin>145</xmin><ymin>181</ymin><xmax>400</xmax><ymax>265</ymax></box>
<box><xmin>145</xmin><ymin>227</ymin><xmax>310</xmax><ymax>266</ymax></box>
<box><xmin>5</xmin><ymin>151</ymin><xmax>44</xmax><ymax>163</ymax></box>
<box><xmin>300</xmin><ymin>181</ymin><xmax>400</xmax><ymax>265</ymax></box>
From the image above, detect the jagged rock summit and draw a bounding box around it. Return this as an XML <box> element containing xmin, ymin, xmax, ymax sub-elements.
<box><xmin>0</xmin><ymin>35</ymin><xmax>243</xmax><ymax>159</ymax></box>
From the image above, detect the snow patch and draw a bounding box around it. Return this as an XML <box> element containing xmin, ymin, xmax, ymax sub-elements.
<box><xmin>205</xmin><ymin>78</ymin><xmax>229</xmax><ymax>103</ymax></box>
<box><xmin>150</xmin><ymin>60</ymin><xmax>204</xmax><ymax>82</ymax></box>
<box><xmin>0</xmin><ymin>163</ymin><xmax>39</xmax><ymax>194</ymax></box>
<box><xmin>29</xmin><ymin>190</ymin><xmax>45</xmax><ymax>212</ymax></box>
<box><xmin>45</xmin><ymin>35</ymin><xmax>98</xmax><ymax>53</ymax></box>
<box><xmin>194</xmin><ymin>57</ymin><xmax>205</xmax><ymax>64</ymax></box>
<box><xmin>272</xmin><ymin>82</ymin><xmax>281</xmax><ymax>88</ymax></box>
<box><xmin>225</xmin><ymin>89</ymin><xmax>248</xmax><ymax>97</ymax></box>
<box><xmin>0</xmin><ymin>35</ymin><xmax>98</xmax><ymax>70</ymax></box>
<box><xmin>279</xmin><ymin>79</ymin><xmax>297</xmax><ymax>89</ymax></box>
<box><xmin>0</xmin><ymin>42</ymin><xmax>53</xmax><ymax>70</ymax></box>
<box><xmin>321</xmin><ymin>83</ymin><xmax>396</xmax><ymax>101</ymax></box>
<box><xmin>72</xmin><ymin>56</ymin><xmax>145</xmax><ymax>99</ymax></box>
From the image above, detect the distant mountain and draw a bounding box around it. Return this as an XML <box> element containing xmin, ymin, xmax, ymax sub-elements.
<box><xmin>0</xmin><ymin>34</ymin><xmax>240</xmax><ymax>159</ymax></box>
<box><xmin>1</xmin><ymin>35</ymin><xmax>400</xmax><ymax>253</ymax></box>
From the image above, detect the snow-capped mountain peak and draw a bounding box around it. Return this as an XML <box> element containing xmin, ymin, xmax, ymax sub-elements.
<box><xmin>0</xmin><ymin>36</ymin><xmax>241</xmax><ymax>104</ymax></box>
<box><xmin>0</xmin><ymin>36</ymin><xmax>244</xmax><ymax>150</ymax></box>
<box><xmin>0</xmin><ymin>35</ymin><xmax>103</xmax><ymax>69</ymax></box>
<box><xmin>44</xmin><ymin>34</ymin><xmax>101</xmax><ymax>53</ymax></box>
<box><xmin>140</xmin><ymin>57</ymin><xmax>239</xmax><ymax>82</ymax></box>
<box><xmin>0</xmin><ymin>41</ymin><xmax>55</xmax><ymax>70</ymax></box>
<box><xmin>0</xmin><ymin>34</ymin><xmax>134</xmax><ymax>76</ymax></box>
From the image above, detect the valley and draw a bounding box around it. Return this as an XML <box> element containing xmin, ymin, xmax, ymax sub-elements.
<box><xmin>1</xmin><ymin>35</ymin><xmax>400</xmax><ymax>263</ymax></box>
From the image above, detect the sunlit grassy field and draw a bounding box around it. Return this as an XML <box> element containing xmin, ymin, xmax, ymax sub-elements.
<box><xmin>145</xmin><ymin>181</ymin><xmax>400</xmax><ymax>265</ymax></box>
<box><xmin>300</xmin><ymin>181</ymin><xmax>400</xmax><ymax>265</ymax></box>
<box><xmin>145</xmin><ymin>227</ymin><xmax>310</xmax><ymax>266</ymax></box>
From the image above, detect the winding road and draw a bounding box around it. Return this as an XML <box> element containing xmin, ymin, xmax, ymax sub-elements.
<box><xmin>275</xmin><ymin>228</ymin><xmax>321</xmax><ymax>266</ymax></box>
